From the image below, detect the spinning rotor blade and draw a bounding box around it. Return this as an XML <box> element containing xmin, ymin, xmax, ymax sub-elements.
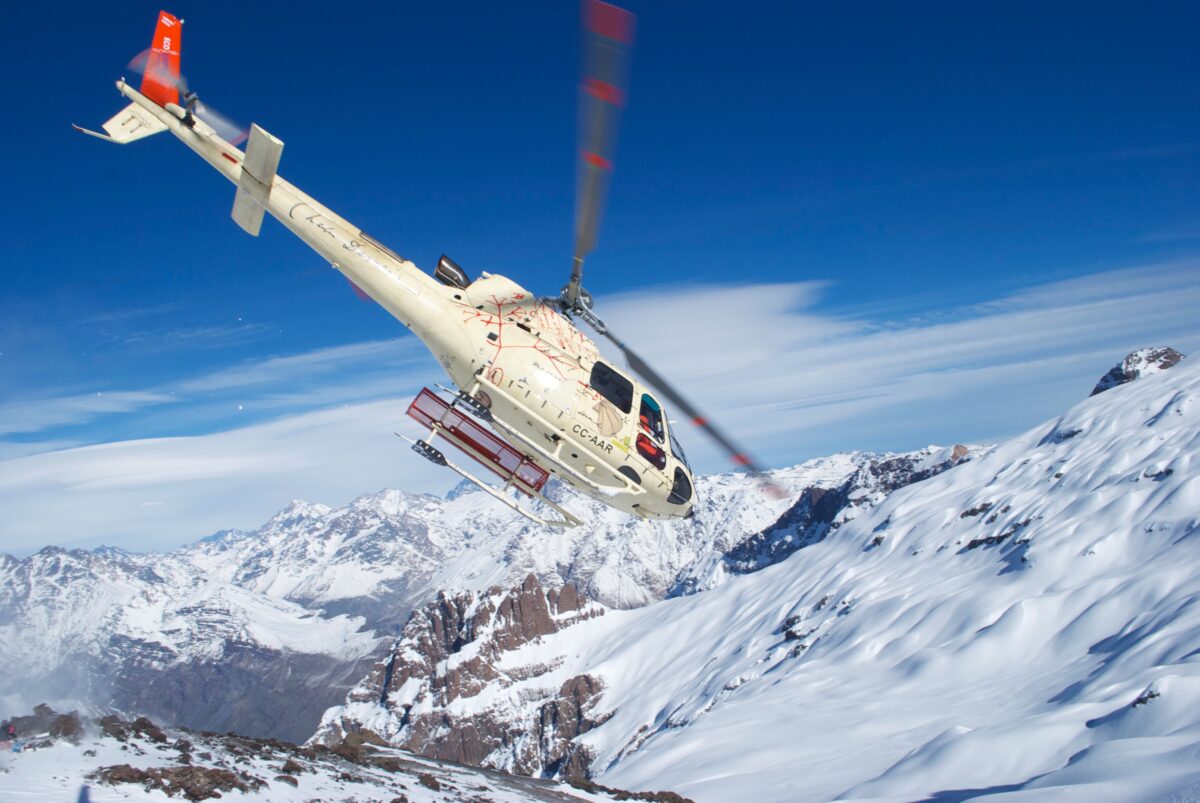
<box><xmin>596</xmin><ymin>325</ymin><xmax>786</xmax><ymax>497</ymax></box>
<box><xmin>127</xmin><ymin>49</ymin><xmax>249</xmax><ymax>145</ymax></box>
<box><xmin>567</xmin><ymin>0</ymin><xmax>636</xmax><ymax>304</ymax></box>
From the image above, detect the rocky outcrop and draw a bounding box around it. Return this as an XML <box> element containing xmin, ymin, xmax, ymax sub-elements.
<box><xmin>1091</xmin><ymin>346</ymin><xmax>1184</xmax><ymax>396</ymax></box>
<box><xmin>315</xmin><ymin>574</ymin><xmax>608</xmax><ymax>778</ymax></box>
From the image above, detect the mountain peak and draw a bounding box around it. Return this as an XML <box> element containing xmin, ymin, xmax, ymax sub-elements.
<box><xmin>264</xmin><ymin>498</ymin><xmax>333</xmax><ymax>526</ymax></box>
<box><xmin>1090</xmin><ymin>346</ymin><xmax>1184</xmax><ymax>396</ymax></box>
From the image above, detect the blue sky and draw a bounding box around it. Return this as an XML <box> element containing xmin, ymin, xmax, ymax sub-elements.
<box><xmin>1</xmin><ymin>1</ymin><xmax>1198</xmax><ymax>552</ymax></box>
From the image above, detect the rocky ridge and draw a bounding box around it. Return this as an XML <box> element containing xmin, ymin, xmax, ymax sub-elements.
<box><xmin>314</xmin><ymin>574</ymin><xmax>609</xmax><ymax>779</ymax></box>
<box><xmin>1090</xmin><ymin>346</ymin><xmax>1184</xmax><ymax>396</ymax></box>
<box><xmin>0</xmin><ymin>705</ymin><xmax>665</xmax><ymax>802</ymax></box>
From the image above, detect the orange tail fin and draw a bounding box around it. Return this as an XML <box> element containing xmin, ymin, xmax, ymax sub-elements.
<box><xmin>141</xmin><ymin>11</ymin><xmax>182</xmax><ymax>107</ymax></box>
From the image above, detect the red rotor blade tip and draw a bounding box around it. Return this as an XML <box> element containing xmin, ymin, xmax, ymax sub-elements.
<box><xmin>586</xmin><ymin>0</ymin><xmax>635</xmax><ymax>44</ymax></box>
<box><xmin>583</xmin><ymin>151</ymin><xmax>613</xmax><ymax>171</ymax></box>
<box><xmin>584</xmin><ymin>77</ymin><xmax>626</xmax><ymax>106</ymax></box>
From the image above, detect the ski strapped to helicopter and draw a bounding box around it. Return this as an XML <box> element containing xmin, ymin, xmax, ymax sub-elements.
<box><xmin>75</xmin><ymin>4</ymin><xmax>779</xmax><ymax>528</ymax></box>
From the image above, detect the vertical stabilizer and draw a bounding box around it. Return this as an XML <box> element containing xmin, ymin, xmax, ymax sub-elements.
<box><xmin>232</xmin><ymin>124</ymin><xmax>284</xmax><ymax>236</ymax></box>
<box><xmin>141</xmin><ymin>11</ymin><xmax>182</xmax><ymax>107</ymax></box>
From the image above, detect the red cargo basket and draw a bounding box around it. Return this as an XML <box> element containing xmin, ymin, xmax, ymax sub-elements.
<box><xmin>406</xmin><ymin>388</ymin><xmax>550</xmax><ymax>495</ymax></box>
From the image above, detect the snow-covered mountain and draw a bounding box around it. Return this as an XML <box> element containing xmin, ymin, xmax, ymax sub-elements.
<box><xmin>0</xmin><ymin>547</ymin><xmax>381</xmax><ymax>742</ymax></box>
<box><xmin>2</xmin><ymin>437</ymin><xmax>964</xmax><ymax>743</ymax></box>
<box><xmin>315</xmin><ymin>351</ymin><xmax>1200</xmax><ymax>801</ymax></box>
<box><xmin>180</xmin><ymin>454</ymin><xmax>875</xmax><ymax>619</ymax></box>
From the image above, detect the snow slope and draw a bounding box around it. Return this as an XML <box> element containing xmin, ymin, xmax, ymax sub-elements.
<box><xmin>323</xmin><ymin>354</ymin><xmax>1200</xmax><ymax>801</ymax></box>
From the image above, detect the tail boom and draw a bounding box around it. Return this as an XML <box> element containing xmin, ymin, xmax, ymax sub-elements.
<box><xmin>106</xmin><ymin>80</ymin><xmax>472</xmax><ymax>385</ymax></box>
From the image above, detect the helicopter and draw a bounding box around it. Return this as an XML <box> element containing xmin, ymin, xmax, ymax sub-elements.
<box><xmin>75</xmin><ymin>5</ymin><xmax>775</xmax><ymax>527</ymax></box>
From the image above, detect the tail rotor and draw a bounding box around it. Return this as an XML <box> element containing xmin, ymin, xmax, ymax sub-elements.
<box><xmin>126</xmin><ymin>15</ymin><xmax>248</xmax><ymax>147</ymax></box>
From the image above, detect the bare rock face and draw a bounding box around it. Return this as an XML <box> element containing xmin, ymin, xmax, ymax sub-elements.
<box><xmin>1091</xmin><ymin>347</ymin><xmax>1184</xmax><ymax>396</ymax></box>
<box><xmin>317</xmin><ymin>574</ymin><xmax>607</xmax><ymax>778</ymax></box>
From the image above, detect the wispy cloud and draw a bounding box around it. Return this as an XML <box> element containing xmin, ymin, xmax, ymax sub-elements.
<box><xmin>0</xmin><ymin>391</ymin><xmax>177</xmax><ymax>437</ymax></box>
<box><xmin>177</xmin><ymin>339</ymin><xmax>421</xmax><ymax>394</ymax></box>
<box><xmin>73</xmin><ymin>301</ymin><xmax>191</xmax><ymax>326</ymax></box>
<box><xmin>0</xmin><ymin>439</ymin><xmax>87</xmax><ymax>460</ymax></box>
<box><xmin>1136</xmin><ymin>222</ymin><xmax>1200</xmax><ymax>245</ymax></box>
<box><xmin>0</xmin><ymin>400</ymin><xmax>449</xmax><ymax>553</ymax></box>
<box><xmin>1</xmin><ymin>261</ymin><xmax>1198</xmax><ymax>553</ymax></box>
<box><xmin>107</xmin><ymin>322</ymin><xmax>276</xmax><ymax>353</ymax></box>
<box><xmin>597</xmin><ymin>260</ymin><xmax>1200</xmax><ymax>466</ymax></box>
<box><xmin>0</xmin><ymin>337</ymin><xmax>431</xmax><ymax>438</ymax></box>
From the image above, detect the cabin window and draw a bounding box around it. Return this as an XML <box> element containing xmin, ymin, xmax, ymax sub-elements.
<box><xmin>639</xmin><ymin>394</ymin><xmax>665</xmax><ymax>443</ymax></box>
<box><xmin>589</xmin><ymin>361</ymin><xmax>633</xmax><ymax>414</ymax></box>
<box><xmin>636</xmin><ymin>433</ymin><xmax>667</xmax><ymax>470</ymax></box>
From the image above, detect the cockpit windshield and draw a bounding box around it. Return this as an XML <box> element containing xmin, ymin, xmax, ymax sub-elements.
<box><xmin>669</xmin><ymin>427</ymin><xmax>690</xmax><ymax>470</ymax></box>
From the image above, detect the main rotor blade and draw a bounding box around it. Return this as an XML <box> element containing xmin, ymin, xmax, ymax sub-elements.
<box><xmin>569</xmin><ymin>0</ymin><xmax>635</xmax><ymax>301</ymax></box>
<box><xmin>596</xmin><ymin>325</ymin><xmax>784</xmax><ymax>496</ymax></box>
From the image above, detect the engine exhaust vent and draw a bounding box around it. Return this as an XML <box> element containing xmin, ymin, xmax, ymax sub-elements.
<box><xmin>435</xmin><ymin>254</ymin><xmax>470</xmax><ymax>289</ymax></box>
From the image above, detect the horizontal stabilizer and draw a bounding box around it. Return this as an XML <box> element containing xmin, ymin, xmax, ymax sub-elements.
<box><xmin>72</xmin><ymin>103</ymin><xmax>167</xmax><ymax>144</ymax></box>
<box><xmin>231</xmin><ymin>124</ymin><xmax>283</xmax><ymax>236</ymax></box>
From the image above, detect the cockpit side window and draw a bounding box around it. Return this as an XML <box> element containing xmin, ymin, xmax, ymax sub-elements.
<box><xmin>639</xmin><ymin>394</ymin><xmax>665</xmax><ymax>443</ymax></box>
<box><xmin>589</xmin><ymin>361</ymin><xmax>633</xmax><ymax>414</ymax></box>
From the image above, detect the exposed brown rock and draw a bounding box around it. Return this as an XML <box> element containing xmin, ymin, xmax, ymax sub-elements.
<box><xmin>325</xmin><ymin>573</ymin><xmax>608</xmax><ymax>778</ymax></box>
<box><xmin>91</xmin><ymin>763</ymin><xmax>264</xmax><ymax>801</ymax></box>
<box><xmin>492</xmin><ymin>574</ymin><xmax>558</xmax><ymax>650</ymax></box>
<box><xmin>1091</xmin><ymin>347</ymin><xmax>1184</xmax><ymax>396</ymax></box>
<box><xmin>131</xmin><ymin>716</ymin><xmax>168</xmax><ymax>743</ymax></box>
<box><xmin>554</xmin><ymin>584</ymin><xmax>583</xmax><ymax>614</ymax></box>
<box><xmin>49</xmin><ymin>712</ymin><xmax>83</xmax><ymax>743</ymax></box>
<box><xmin>535</xmin><ymin>674</ymin><xmax>609</xmax><ymax>778</ymax></box>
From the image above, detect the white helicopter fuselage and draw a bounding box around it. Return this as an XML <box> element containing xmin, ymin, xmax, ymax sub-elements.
<box><xmin>104</xmin><ymin>80</ymin><xmax>695</xmax><ymax>523</ymax></box>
